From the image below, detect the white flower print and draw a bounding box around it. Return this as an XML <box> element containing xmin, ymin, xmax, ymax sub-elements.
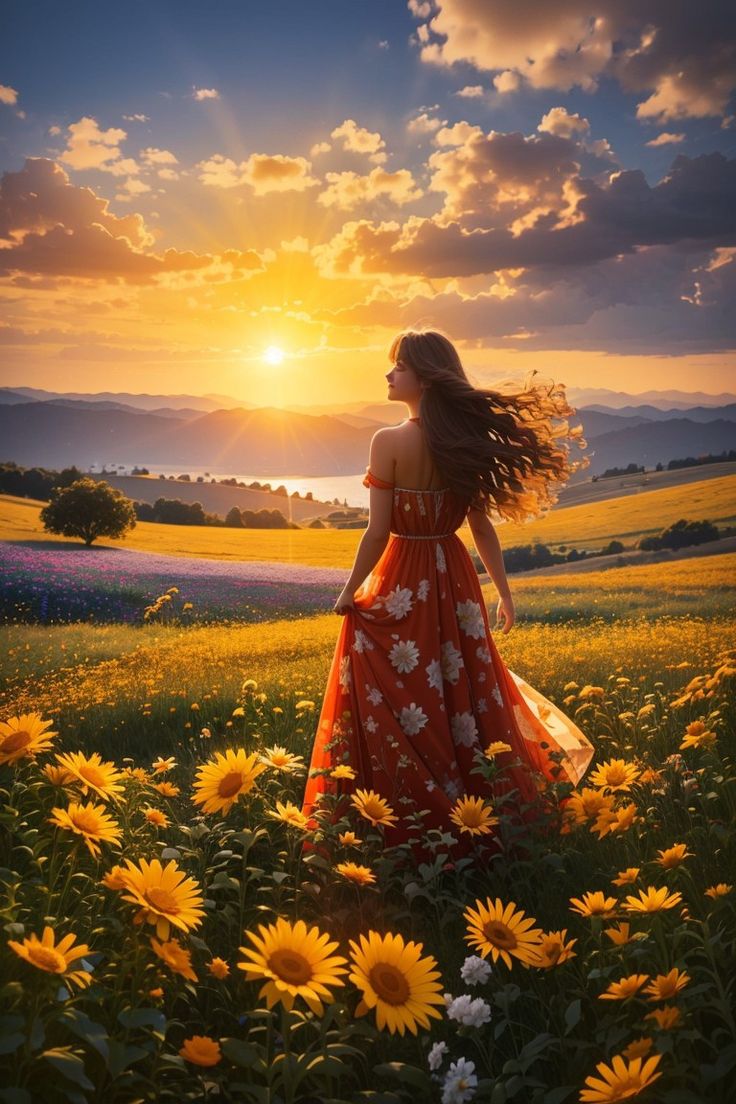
<box><xmin>352</xmin><ymin>628</ymin><xmax>374</xmax><ymax>654</ymax></box>
<box><xmin>442</xmin><ymin>775</ymin><xmax>463</xmax><ymax>801</ymax></box>
<box><xmin>399</xmin><ymin>702</ymin><xmax>429</xmax><ymax>736</ymax></box>
<box><xmin>426</xmin><ymin>658</ymin><xmax>444</xmax><ymax>696</ymax></box>
<box><xmin>476</xmin><ymin>644</ymin><xmax>491</xmax><ymax>664</ymax></box>
<box><xmin>396</xmin><ymin>679</ymin><xmax>404</xmax><ymax>688</ymax></box>
<box><xmin>451</xmin><ymin>711</ymin><xmax>479</xmax><ymax>748</ymax></box>
<box><xmin>339</xmin><ymin>656</ymin><xmax>351</xmax><ymax>694</ymax></box>
<box><xmin>417</xmin><ymin>578</ymin><xmax>430</xmax><ymax>602</ymax></box>
<box><xmin>365</xmin><ymin>683</ymin><xmax>383</xmax><ymax>706</ymax></box>
<box><xmin>477</xmin><ymin>697</ymin><xmax>488</xmax><ymax>713</ymax></box>
<box><xmin>457</xmin><ymin>599</ymin><xmax>485</xmax><ymax>639</ymax></box>
<box><xmin>436</xmin><ymin>543</ymin><xmax>447</xmax><ymax>573</ymax></box>
<box><xmin>441</xmin><ymin>640</ymin><xmax>464</xmax><ymax>685</ymax></box>
<box><xmin>365</xmin><ymin>715</ymin><xmax>378</xmax><ymax>733</ymax></box>
<box><xmin>478</xmin><ymin>672</ymin><xmax>486</xmax><ymax>682</ymax></box>
<box><xmin>389</xmin><ymin>639</ymin><xmax>420</xmax><ymax>674</ymax></box>
<box><xmin>384</xmin><ymin>585</ymin><xmax>414</xmax><ymax>619</ymax></box>
<box><xmin>491</xmin><ymin>685</ymin><xmax>504</xmax><ymax>709</ymax></box>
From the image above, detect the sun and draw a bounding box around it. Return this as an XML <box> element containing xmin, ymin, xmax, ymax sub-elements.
<box><xmin>263</xmin><ymin>345</ymin><xmax>285</xmax><ymax>365</ymax></box>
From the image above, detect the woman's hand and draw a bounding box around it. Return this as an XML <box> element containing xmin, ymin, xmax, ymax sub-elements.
<box><xmin>334</xmin><ymin>587</ymin><xmax>356</xmax><ymax>615</ymax></box>
<box><xmin>495</xmin><ymin>593</ymin><xmax>515</xmax><ymax>634</ymax></box>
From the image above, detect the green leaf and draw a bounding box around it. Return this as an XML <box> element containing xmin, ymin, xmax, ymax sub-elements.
<box><xmin>221</xmin><ymin>1037</ymin><xmax>266</xmax><ymax>1071</ymax></box>
<box><xmin>543</xmin><ymin>1088</ymin><xmax>576</xmax><ymax>1104</ymax></box>
<box><xmin>373</xmin><ymin>1061</ymin><xmax>432</xmax><ymax>1090</ymax></box>
<box><xmin>0</xmin><ymin>1034</ymin><xmax>25</xmax><ymax>1056</ymax></box>
<box><xmin>60</xmin><ymin>1009</ymin><xmax>109</xmax><ymax>1060</ymax></box>
<box><xmin>105</xmin><ymin>1040</ymin><xmax>151</xmax><ymax>1079</ymax></box>
<box><xmin>0</xmin><ymin>1089</ymin><xmax>33</xmax><ymax>1104</ymax></box>
<box><xmin>42</xmin><ymin>1048</ymin><xmax>94</xmax><ymax>1091</ymax></box>
<box><xmin>117</xmin><ymin>1008</ymin><xmax>166</xmax><ymax>1034</ymax></box>
<box><xmin>564</xmin><ymin>999</ymin><xmax>581</xmax><ymax>1033</ymax></box>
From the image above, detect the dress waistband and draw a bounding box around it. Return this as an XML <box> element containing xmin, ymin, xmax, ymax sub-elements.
<box><xmin>389</xmin><ymin>531</ymin><xmax>455</xmax><ymax>540</ymax></box>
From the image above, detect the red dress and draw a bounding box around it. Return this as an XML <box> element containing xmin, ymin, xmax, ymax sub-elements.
<box><xmin>301</xmin><ymin>456</ymin><xmax>594</xmax><ymax>858</ymax></box>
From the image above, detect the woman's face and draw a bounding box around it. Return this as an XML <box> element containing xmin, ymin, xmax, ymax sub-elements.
<box><xmin>385</xmin><ymin>356</ymin><xmax>423</xmax><ymax>403</ymax></box>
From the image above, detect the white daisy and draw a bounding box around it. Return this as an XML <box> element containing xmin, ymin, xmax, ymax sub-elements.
<box><xmin>460</xmin><ymin>955</ymin><xmax>492</xmax><ymax>986</ymax></box>
<box><xmin>447</xmin><ymin>995</ymin><xmax>491</xmax><ymax>1028</ymax></box>
<box><xmin>426</xmin><ymin>658</ymin><xmax>444</xmax><ymax>695</ymax></box>
<box><xmin>456</xmin><ymin>599</ymin><xmax>485</xmax><ymax>639</ymax></box>
<box><xmin>436</xmin><ymin>543</ymin><xmax>447</xmax><ymax>573</ymax></box>
<box><xmin>338</xmin><ymin>655</ymin><xmax>351</xmax><ymax>694</ymax></box>
<box><xmin>428</xmin><ymin>1040</ymin><xmax>448</xmax><ymax>1072</ymax></box>
<box><xmin>352</xmin><ymin>628</ymin><xmax>374</xmax><ymax>654</ymax></box>
<box><xmin>366</xmin><ymin>684</ymin><xmax>383</xmax><ymax>706</ymax></box>
<box><xmin>384</xmin><ymin>585</ymin><xmax>414</xmax><ymax>619</ymax></box>
<box><xmin>440</xmin><ymin>640</ymin><xmax>464</xmax><ymax>684</ymax></box>
<box><xmin>442</xmin><ymin>1058</ymin><xmax>478</xmax><ymax>1104</ymax></box>
<box><xmin>389</xmin><ymin>639</ymin><xmax>420</xmax><ymax>674</ymax></box>
<box><xmin>417</xmin><ymin>579</ymin><xmax>430</xmax><ymax>601</ymax></box>
<box><xmin>399</xmin><ymin>702</ymin><xmax>429</xmax><ymax>736</ymax></box>
<box><xmin>451</xmin><ymin>711</ymin><xmax>479</xmax><ymax>748</ymax></box>
<box><xmin>442</xmin><ymin>776</ymin><xmax>463</xmax><ymax>801</ymax></box>
<box><xmin>365</xmin><ymin>715</ymin><xmax>378</xmax><ymax>733</ymax></box>
<box><xmin>476</xmin><ymin>644</ymin><xmax>492</xmax><ymax>664</ymax></box>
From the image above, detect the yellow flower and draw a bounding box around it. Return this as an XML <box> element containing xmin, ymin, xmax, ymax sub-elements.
<box><xmin>144</xmin><ymin>807</ymin><xmax>169</xmax><ymax>828</ymax></box>
<box><xmin>152</xmin><ymin>756</ymin><xmax>176</xmax><ymax>774</ymax></box>
<box><xmin>569</xmin><ymin>891</ymin><xmax>618</xmax><ymax>919</ymax></box>
<box><xmin>679</xmin><ymin>720</ymin><xmax>717</xmax><ymax>750</ymax></box>
<box><xmin>563</xmin><ymin>788</ymin><xmax>613</xmax><ymax>828</ymax></box>
<box><xmin>0</xmin><ymin>712</ymin><xmax>57</xmax><ymax>766</ymax></box>
<box><xmin>705</xmin><ymin>883</ymin><xmax>733</xmax><ymax>898</ymax></box>
<box><xmin>655</xmin><ymin>843</ymin><xmax>692</xmax><ymax>869</ymax></box>
<box><xmin>330</xmin><ymin>764</ymin><xmax>357</xmax><ymax>780</ymax></box>
<box><xmin>485</xmin><ymin>741</ymin><xmax>513</xmax><ymax>758</ymax></box>
<box><xmin>42</xmin><ymin>763</ymin><xmax>72</xmax><ymax>787</ymax></box>
<box><xmin>464</xmin><ymin>897</ymin><xmax>543</xmax><ymax>969</ymax></box>
<box><xmin>588</xmin><ymin>758</ymin><xmax>641</xmax><ymax>793</ymax></box>
<box><xmin>49</xmin><ymin>800</ymin><xmax>122</xmax><ymax>859</ymax></box>
<box><xmin>536</xmin><ymin>929</ymin><xmax>577</xmax><ymax>968</ymax></box>
<box><xmin>117</xmin><ymin>857</ymin><xmax>205</xmax><ymax>940</ymax></box>
<box><xmin>638</xmin><ymin>768</ymin><xmax>662</xmax><ymax>785</ymax></box>
<box><xmin>579</xmin><ymin>685</ymin><xmax>605</xmax><ymax>701</ymax></box>
<box><xmin>269</xmin><ymin>801</ymin><xmax>310</xmax><ymax>830</ymax></box>
<box><xmin>598</xmin><ymin>973</ymin><xmax>650</xmax><ymax>1000</ymax></box>
<box><xmin>449</xmin><ymin>795</ymin><xmax>500</xmax><ymax>837</ymax></box>
<box><xmin>623</xmin><ymin>887</ymin><xmax>683</xmax><ymax>913</ymax></box>
<box><xmin>338</xmin><ymin>831</ymin><xmax>362</xmax><ymax>845</ymax></box>
<box><xmin>153</xmin><ymin>781</ymin><xmax>180</xmax><ymax>797</ymax></box>
<box><xmin>612</xmin><ymin>868</ymin><xmax>640</xmax><ymax>886</ymax></box>
<box><xmin>192</xmin><ymin>748</ymin><xmax>267</xmax><ymax>815</ymax></box>
<box><xmin>644</xmin><ymin>968</ymin><xmax>690</xmax><ymax>1002</ymax></box>
<box><xmin>259</xmin><ymin>745</ymin><xmax>306</xmax><ymax>772</ymax></box>
<box><xmin>295</xmin><ymin>700</ymin><xmax>315</xmax><ymax>711</ymax></box>
<box><xmin>179</xmin><ymin>1036</ymin><xmax>221</xmax><ymax>1067</ymax></box>
<box><xmin>151</xmin><ymin>936</ymin><xmax>198</xmax><ymax>981</ymax></box>
<box><xmin>231</xmin><ymin>706</ymin><xmax>245</xmax><ymax>718</ymax></box>
<box><xmin>8</xmin><ymin>926</ymin><xmax>91</xmax><ymax>988</ymax></box>
<box><xmin>604</xmin><ymin>922</ymin><xmax>637</xmax><ymax>946</ymax></box>
<box><xmin>580</xmin><ymin>1052</ymin><xmax>662</xmax><ymax>1103</ymax></box>
<box><xmin>349</xmin><ymin>930</ymin><xmax>445</xmax><ymax>1036</ymax></box>
<box><xmin>55</xmin><ymin>751</ymin><xmax>125</xmax><ymax>802</ymax></box>
<box><xmin>207</xmin><ymin>957</ymin><xmax>230</xmax><ymax>979</ymax></box>
<box><xmin>335</xmin><ymin>862</ymin><xmax>376</xmax><ymax>886</ymax></box>
<box><xmin>609</xmin><ymin>803</ymin><xmax>640</xmax><ymax>836</ymax></box>
<box><xmin>149</xmin><ymin>987</ymin><xmax>164</xmax><ymax>999</ymax></box>
<box><xmin>645</xmin><ymin>1004</ymin><xmax>682</xmax><ymax>1029</ymax></box>
<box><xmin>124</xmin><ymin>767</ymin><xmax>150</xmax><ymax>783</ymax></box>
<box><xmin>350</xmin><ymin>789</ymin><xmax>398</xmax><ymax>828</ymax></box>
<box><xmin>622</xmin><ymin>1037</ymin><xmax>653</xmax><ymax>1061</ymax></box>
<box><xmin>238</xmin><ymin>917</ymin><xmax>348</xmax><ymax>1016</ymax></box>
<box><xmin>102</xmin><ymin>864</ymin><xmax>128</xmax><ymax>890</ymax></box>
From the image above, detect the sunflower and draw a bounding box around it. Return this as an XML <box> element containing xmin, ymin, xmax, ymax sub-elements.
<box><xmin>569</xmin><ymin>891</ymin><xmax>618</xmax><ymax>919</ymax></box>
<box><xmin>0</xmin><ymin>712</ymin><xmax>57</xmax><ymax>766</ymax></box>
<box><xmin>623</xmin><ymin>887</ymin><xmax>683</xmax><ymax>913</ymax></box>
<box><xmin>622</xmin><ymin>1038</ymin><xmax>653</xmax><ymax>1061</ymax></box>
<box><xmin>150</xmin><ymin>936</ymin><xmax>198</xmax><ymax>981</ymax></box>
<box><xmin>42</xmin><ymin>763</ymin><xmax>72</xmax><ymax>787</ymax></box>
<box><xmin>117</xmin><ymin>857</ymin><xmax>205</xmax><ymax>940</ymax></box>
<box><xmin>102</xmin><ymin>864</ymin><xmax>128</xmax><ymax>890</ymax></box>
<box><xmin>153</xmin><ymin>781</ymin><xmax>180</xmax><ymax>797</ymax></box>
<box><xmin>463</xmin><ymin>897</ymin><xmax>543</xmax><ymax>969</ymax></box>
<box><xmin>8</xmin><ymin>926</ymin><xmax>91</xmax><ymax>989</ymax></box>
<box><xmin>598</xmin><ymin>974</ymin><xmax>650</xmax><ymax>1000</ymax></box>
<box><xmin>449</xmin><ymin>796</ymin><xmax>500</xmax><ymax>837</ymax></box>
<box><xmin>192</xmin><ymin>749</ymin><xmax>267</xmax><ymax>815</ymax></box>
<box><xmin>49</xmin><ymin>801</ymin><xmax>122</xmax><ymax>859</ymax></box>
<box><xmin>269</xmin><ymin>801</ymin><xmax>310</xmax><ymax>830</ymax></box>
<box><xmin>679</xmin><ymin>721</ymin><xmax>717</xmax><ymax>750</ymax></box>
<box><xmin>259</xmin><ymin>745</ymin><xmax>305</xmax><ymax>772</ymax></box>
<box><xmin>336</xmin><ymin>862</ymin><xmax>376</xmax><ymax>886</ymax></box>
<box><xmin>655</xmin><ymin>843</ymin><xmax>692</xmax><ymax>869</ymax></box>
<box><xmin>612</xmin><ymin>868</ymin><xmax>640</xmax><ymax>886</ymax></box>
<box><xmin>144</xmin><ymin>807</ymin><xmax>169</xmax><ymax>828</ymax></box>
<box><xmin>238</xmin><ymin>917</ymin><xmax>348</xmax><ymax>1016</ymax></box>
<box><xmin>644</xmin><ymin>968</ymin><xmax>690</xmax><ymax>1002</ymax></box>
<box><xmin>179</xmin><ymin>1036</ymin><xmax>221</xmax><ymax>1067</ymax></box>
<box><xmin>580</xmin><ymin>1052</ymin><xmax>662</xmax><ymax>1103</ymax></box>
<box><xmin>562</xmin><ymin>788</ymin><xmax>614</xmax><ymax>828</ymax></box>
<box><xmin>349</xmin><ymin>930</ymin><xmax>445</xmax><ymax>1036</ymax></box>
<box><xmin>207</xmin><ymin>957</ymin><xmax>230</xmax><ymax>979</ymax></box>
<box><xmin>152</xmin><ymin>756</ymin><xmax>176</xmax><ymax>774</ymax></box>
<box><xmin>705</xmin><ymin>883</ymin><xmax>733</xmax><ymax>898</ymax></box>
<box><xmin>645</xmin><ymin>1005</ymin><xmax>681</xmax><ymax>1030</ymax></box>
<box><xmin>536</xmin><ymin>929</ymin><xmax>577</xmax><ymax>968</ymax></box>
<box><xmin>350</xmin><ymin>789</ymin><xmax>399</xmax><ymax>828</ymax></box>
<box><xmin>330</xmin><ymin>764</ymin><xmax>357</xmax><ymax>780</ymax></box>
<box><xmin>604</xmin><ymin>922</ymin><xmax>637</xmax><ymax>946</ymax></box>
<box><xmin>338</xmin><ymin>831</ymin><xmax>362</xmax><ymax>846</ymax></box>
<box><xmin>485</xmin><ymin>741</ymin><xmax>513</xmax><ymax>758</ymax></box>
<box><xmin>55</xmin><ymin>751</ymin><xmax>125</xmax><ymax>802</ymax></box>
<box><xmin>588</xmin><ymin>758</ymin><xmax>641</xmax><ymax>792</ymax></box>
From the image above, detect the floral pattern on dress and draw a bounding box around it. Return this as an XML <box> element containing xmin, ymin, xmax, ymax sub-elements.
<box><xmin>451</xmin><ymin>710</ymin><xmax>479</xmax><ymax>748</ymax></box>
<box><xmin>384</xmin><ymin>585</ymin><xmax>414</xmax><ymax>619</ymax></box>
<box><xmin>440</xmin><ymin>640</ymin><xmax>464</xmax><ymax>684</ymax></box>
<box><xmin>400</xmin><ymin>702</ymin><xmax>429</xmax><ymax>736</ymax></box>
<box><xmin>457</xmin><ymin>599</ymin><xmax>485</xmax><ymax>639</ymax></box>
<box><xmin>389</xmin><ymin>639</ymin><xmax>420</xmax><ymax>674</ymax></box>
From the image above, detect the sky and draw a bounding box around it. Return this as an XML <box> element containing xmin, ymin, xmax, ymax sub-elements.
<box><xmin>1</xmin><ymin>0</ymin><xmax>735</xmax><ymax>406</ymax></box>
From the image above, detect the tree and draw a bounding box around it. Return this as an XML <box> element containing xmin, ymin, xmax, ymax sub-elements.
<box><xmin>225</xmin><ymin>506</ymin><xmax>244</xmax><ymax>527</ymax></box>
<box><xmin>40</xmin><ymin>478</ymin><xmax>137</xmax><ymax>547</ymax></box>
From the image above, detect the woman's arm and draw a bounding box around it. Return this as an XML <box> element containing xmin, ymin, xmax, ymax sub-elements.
<box><xmin>334</xmin><ymin>430</ymin><xmax>394</xmax><ymax>611</ymax></box>
<box><xmin>469</xmin><ymin>518</ymin><xmax>511</xmax><ymax>599</ymax></box>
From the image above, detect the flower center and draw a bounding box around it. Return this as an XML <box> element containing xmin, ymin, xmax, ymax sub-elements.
<box><xmin>28</xmin><ymin>945</ymin><xmax>66</xmax><ymax>973</ymax></box>
<box><xmin>2</xmin><ymin>731</ymin><xmax>32</xmax><ymax>754</ymax></box>
<box><xmin>269</xmin><ymin>948</ymin><xmax>312</xmax><ymax>986</ymax></box>
<box><xmin>145</xmin><ymin>887</ymin><xmax>180</xmax><ymax>915</ymax></box>
<box><xmin>462</xmin><ymin>807</ymin><xmax>482</xmax><ymax>827</ymax></box>
<box><xmin>542</xmin><ymin>941</ymin><xmax>561</xmax><ymax>964</ymax></box>
<box><xmin>71</xmin><ymin>810</ymin><xmax>102</xmax><ymax>834</ymax></box>
<box><xmin>368</xmin><ymin>963</ymin><xmax>410</xmax><ymax>1005</ymax></box>
<box><xmin>218</xmin><ymin>771</ymin><xmax>244</xmax><ymax>799</ymax></box>
<box><xmin>80</xmin><ymin>764</ymin><xmax>106</xmax><ymax>788</ymax></box>
<box><xmin>607</xmin><ymin>767</ymin><xmax>626</xmax><ymax>784</ymax></box>
<box><xmin>483</xmin><ymin>921</ymin><xmax>517</xmax><ymax>950</ymax></box>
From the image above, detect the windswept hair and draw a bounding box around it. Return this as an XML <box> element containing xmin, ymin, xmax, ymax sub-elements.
<box><xmin>389</xmin><ymin>329</ymin><xmax>590</xmax><ymax>525</ymax></box>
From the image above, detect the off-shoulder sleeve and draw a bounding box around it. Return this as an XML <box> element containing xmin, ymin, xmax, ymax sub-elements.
<box><xmin>362</xmin><ymin>466</ymin><xmax>394</xmax><ymax>490</ymax></box>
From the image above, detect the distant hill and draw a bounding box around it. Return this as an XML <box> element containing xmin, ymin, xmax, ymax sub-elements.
<box><xmin>580</xmin><ymin>402</ymin><xmax>736</xmax><ymax>423</ymax></box>
<box><xmin>0</xmin><ymin>387</ymin><xmax>252</xmax><ymax>412</ymax></box>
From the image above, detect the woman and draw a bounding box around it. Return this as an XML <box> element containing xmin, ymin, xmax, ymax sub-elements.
<box><xmin>300</xmin><ymin>329</ymin><xmax>593</xmax><ymax>858</ymax></box>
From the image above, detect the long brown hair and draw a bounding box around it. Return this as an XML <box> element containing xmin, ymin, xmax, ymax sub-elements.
<box><xmin>389</xmin><ymin>329</ymin><xmax>590</xmax><ymax>524</ymax></box>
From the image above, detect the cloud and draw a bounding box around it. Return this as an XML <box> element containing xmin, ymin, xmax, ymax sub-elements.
<box><xmin>407</xmin><ymin>111</ymin><xmax>445</xmax><ymax>134</ymax></box>
<box><xmin>0</xmin><ymin>84</ymin><xmax>19</xmax><ymax>105</ymax></box>
<box><xmin>646</xmin><ymin>131</ymin><xmax>686</xmax><ymax>147</ymax></box>
<box><xmin>193</xmin><ymin>87</ymin><xmax>220</xmax><ymax>101</ymax></box>
<box><xmin>330</xmin><ymin>118</ymin><xmax>387</xmax><ymax>164</ymax></box>
<box><xmin>58</xmin><ymin>116</ymin><xmax>141</xmax><ymax>177</ymax></box>
<box><xmin>410</xmin><ymin>0</ymin><xmax>736</xmax><ymax>122</ymax></box>
<box><xmin>141</xmin><ymin>147</ymin><xmax>178</xmax><ymax>165</ymax></box>
<box><xmin>454</xmin><ymin>85</ymin><xmax>484</xmax><ymax>98</ymax></box>
<box><xmin>123</xmin><ymin>113</ymin><xmax>150</xmax><ymax>122</ymax></box>
<box><xmin>538</xmin><ymin>107</ymin><xmax>590</xmax><ymax>139</ymax></box>
<box><xmin>310</xmin><ymin>141</ymin><xmax>331</xmax><ymax>157</ymax></box>
<box><xmin>318</xmin><ymin>168</ymin><xmax>423</xmax><ymax>210</ymax></box>
<box><xmin>196</xmin><ymin>152</ymin><xmax>318</xmax><ymax>194</ymax></box>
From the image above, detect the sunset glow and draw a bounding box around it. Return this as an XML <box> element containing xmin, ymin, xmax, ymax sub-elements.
<box><xmin>263</xmin><ymin>346</ymin><xmax>285</xmax><ymax>367</ymax></box>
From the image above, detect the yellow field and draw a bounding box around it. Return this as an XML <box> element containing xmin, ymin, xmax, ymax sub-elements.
<box><xmin>1</xmin><ymin>470</ymin><xmax>735</xmax><ymax>566</ymax></box>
